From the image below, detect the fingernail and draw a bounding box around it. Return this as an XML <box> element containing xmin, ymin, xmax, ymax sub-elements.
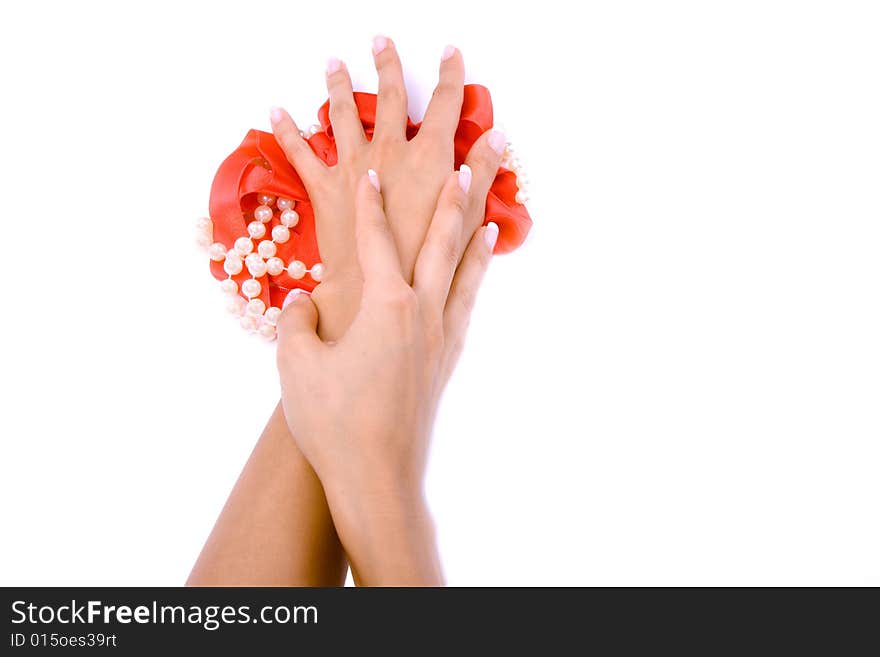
<box><xmin>488</xmin><ymin>129</ymin><xmax>506</xmax><ymax>155</ymax></box>
<box><xmin>373</xmin><ymin>35</ymin><xmax>389</xmax><ymax>55</ymax></box>
<box><xmin>441</xmin><ymin>44</ymin><xmax>456</xmax><ymax>62</ymax></box>
<box><xmin>367</xmin><ymin>168</ymin><xmax>380</xmax><ymax>192</ymax></box>
<box><xmin>270</xmin><ymin>107</ymin><xmax>284</xmax><ymax>124</ymax></box>
<box><xmin>282</xmin><ymin>289</ymin><xmax>304</xmax><ymax>309</ymax></box>
<box><xmin>326</xmin><ymin>57</ymin><xmax>342</xmax><ymax>75</ymax></box>
<box><xmin>484</xmin><ymin>222</ymin><xmax>499</xmax><ymax>250</ymax></box>
<box><xmin>458</xmin><ymin>164</ymin><xmax>472</xmax><ymax>193</ymax></box>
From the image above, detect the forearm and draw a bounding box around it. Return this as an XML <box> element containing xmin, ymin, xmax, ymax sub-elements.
<box><xmin>326</xmin><ymin>483</ymin><xmax>443</xmax><ymax>587</ymax></box>
<box><xmin>188</xmin><ymin>282</ymin><xmax>361</xmax><ymax>586</ymax></box>
<box><xmin>186</xmin><ymin>402</ymin><xmax>346</xmax><ymax>586</ymax></box>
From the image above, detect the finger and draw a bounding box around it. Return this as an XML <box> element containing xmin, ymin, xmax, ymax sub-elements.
<box><xmin>355</xmin><ymin>170</ymin><xmax>405</xmax><ymax>285</ymax></box>
<box><xmin>418</xmin><ymin>44</ymin><xmax>465</xmax><ymax>145</ymax></box>
<box><xmin>275</xmin><ymin>289</ymin><xmax>324</xmax><ymax>354</ymax></box>
<box><xmin>443</xmin><ymin>222</ymin><xmax>498</xmax><ymax>358</ymax></box>
<box><xmin>372</xmin><ymin>35</ymin><xmax>408</xmax><ymax>142</ymax></box>
<box><xmin>325</xmin><ymin>57</ymin><xmax>366</xmax><ymax>159</ymax></box>
<box><xmin>270</xmin><ymin>106</ymin><xmax>326</xmax><ymax>184</ymax></box>
<box><xmin>412</xmin><ymin>167</ymin><xmax>469</xmax><ymax>311</ymax></box>
<box><xmin>461</xmin><ymin>127</ymin><xmax>506</xmax><ymax>241</ymax></box>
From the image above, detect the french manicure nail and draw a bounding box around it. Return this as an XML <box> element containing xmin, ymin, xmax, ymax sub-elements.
<box><xmin>458</xmin><ymin>164</ymin><xmax>472</xmax><ymax>193</ymax></box>
<box><xmin>484</xmin><ymin>222</ymin><xmax>499</xmax><ymax>250</ymax></box>
<box><xmin>326</xmin><ymin>57</ymin><xmax>343</xmax><ymax>75</ymax></box>
<box><xmin>441</xmin><ymin>45</ymin><xmax>456</xmax><ymax>62</ymax></box>
<box><xmin>373</xmin><ymin>35</ymin><xmax>389</xmax><ymax>55</ymax></box>
<box><xmin>488</xmin><ymin>129</ymin><xmax>506</xmax><ymax>155</ymax></box>
<box><xmin>282</xmin><ymin>289</ymin><xmax>303</xmax><ymax>309</ymax></box>
<box><xmin>367</xmin><ymin>168</ymin><xmax>380</xmax><ymax>192</ymax></box>
<box><xmin>270</xmin><ymin>107</ymin><xmax>284</xmax><ymax>124</ymax></box>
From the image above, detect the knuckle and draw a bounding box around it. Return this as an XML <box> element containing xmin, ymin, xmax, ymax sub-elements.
<box><xmin>278</xmin><ymin>130</ymin><xmax>300</xmax><ymax>155</ymax></box>
<box><xmin>308</xmin><ymin>172</ymin><xmax>331</xmax><ymax>196</ymax></box>
<box><xmin>450</xmin><ymin>334</ymin><xmax>465</xmax><ymax>359</ymax></box>
<box><xmin>385</xmin><ymin>283</ymin><xmax>418</xmax><ymax>312</ymax></box>
<box><xmin>374</xmin><ymin>132</ymin><xmax>406</xmax><ymax>149</ymax></box>
<box><xmin>330</xmin><ymin>103</ymin><xmax>354</xmax><ymax>125</ymax></box>
<box><xmin>329</xmin><ymin>99</ymin><xmax>357</xmax><ymax>122</ymax></box>
<box><xmin>430</xmin><ymin>231</ymin><xmax>461</xmax><ymax>268</ymax></box>
<box><xmin>425</xmin><ymin>320</ymin><xmax>445</xmax><ymax>353</ymax></box>
<box><xmin>431</xmin><ymin>81</ymin><xmax>458</xmax><ymax>100</ymax></box>
<box><xmin>280</xmin><ymin>134</ymin><xmax>313</xmax><ymax>168</ymax></box>
<box><xmin>446</xmin><ymin>191</ymin><xmax>467</xmax><ymax>216</ymax></box>
<box><xmin>412</xmin><ymin>134</ymin><xmax>452</xmax><ymax>167</ymax></box>
<box><xmin>411</xmin><ymin>133</ymin><xmax>437</xmax><ymax>155</ymax></box>
<box><xmin>444</xmin><ymin>332</ymin><xmax>466</xmax><ymax>365</ymax></box>
<box><xmin>365</xmin><ymin>212</ymin><xmax>394</xmax><ymax>240</ymax></box>
<box><xmin>379</xmin><ymin>82</ymin><xmax>406</xmax><ymax>105</ymax></box>
<box><xmin>455</xmin><ymin>284</ymin><xmax>479</xmax><ymax>315</ymax></box>
<box><xmin>475</xmin><ymin>239</ymin><xmax>493</xmax><ymax>267</ymax></box>
<box><xmin>469</xmin><ymin>146</ymin><xmax>497</xmax><ymax>174</ymax></box>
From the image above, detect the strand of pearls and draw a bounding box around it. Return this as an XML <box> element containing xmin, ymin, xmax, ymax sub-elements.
<box><xmin>499</xmin><ymin>133</ymin><xmax>530</xmax><ymax>206</ymax></box>
<box><xmin>196</xmin><ymin>192</ymin><xmax>324</xmax><ymax>341</ymax></box>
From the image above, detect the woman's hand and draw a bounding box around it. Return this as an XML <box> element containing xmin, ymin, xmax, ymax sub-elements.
<box><xmin>275</xmin><ymin>169</ymin><xmax>499</xmax><ymax>585</ymax></box>
<box><xmin>269</xmin><ymin>37</ymin><xmax>505</xmax><ymax>340</ymax></box>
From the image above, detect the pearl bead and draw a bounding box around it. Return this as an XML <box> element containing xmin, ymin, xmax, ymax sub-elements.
<box><xmin>223</xmin><ymin>256</ymin><xmax>243</xmax><ymax>275</ymax></box>
<box><xmin>227</xmin><ymin>296</ymin><xmax>246</xmax><ymax>315</ymax></box>
<box><xmin>280</xmin><ymin>209</ymin><xmax>299</xmax><ymax>227</ymax></box>
<box><xmin>240</xmin><ymin>314</ymin><xmax>258</xmax><ymax>331</ymax></box>
<box><xmin>271</xmin><ymin>225</ymin><xmax>290</xmax><ymax>243</ymax></box>
<box><xmin>287</xmin><ymin>260</ymin><xmax>306</xmax><ymax>279</ymax></box>
<box><xmin>247</xmin><ymin>221</ymin><xmax>266</xmax><ymax>239</ymax></box>
<box><xmin>254</xmin><ymin>205</ymin><xmax>273</xmax><ymax>223</ymax></box>
<box><xmin>258</xmin><ymin>240</ymin><xmax>277</xmax><ymax>258</ymax></box>
<box><xmin>266</xmin><ymin>257</ymin><xmax>285</xmax><ymax>276</ymax></box>
<box><xmin>310</xmin><ymin>262</ymin><xmax>325</xmax><ymax>282</ymax></box>
<box><xmin>257</xmin><ymin>193</ymin><xmax>276</xmax><ymax>206</ymax></box>
<box><xmin>516</xmin><ymin>175</ymin><xmax>529</xmax><ymax>189</ymax></box>
<box><xmin>277</xmin><ymin>198</ymin><xmax>294</xmax><ymax>211</ymax></box>
<box><xmin>246</xmin><ymin>298</ymin><xmax>266</xmax><ymax>316</ymax></box>
<box><xmin>220</xmin><ymin>279</ymin><xmax>238</xmax><ymax>295</ymax></box>
<box><xmin>208</xmin><ymin>242</ymin><xmax>227</xmax><ymax>261</ymax></box>
<box><xmin>241</xmin><ymin>278</ymin><xmax>261</xmax><ymax>298</ymax></box>
<box><xmin>196</xmin><ymin>232</ymin><xmax>213</xmax><ymax>247</ymax></box>
<box><xmin>247</xmin><ymin>258</ymin><xmax>268</xmax><ymax>277</ymax></box>
<box><xmin>196</xmin><ymin>216</ymin><xmax>213</xmax><ymax>231</ymax></box>
<box><xmin>264</xmin><ymin>306</ymin><xmax>282</xmax><ymax>326</ymax></box>
<box><xmin>258</xmin><ymin>323</ymin><xmax>276</xmax><ymax>340</ymax></box>
<box><xmin>309</xmin><ymin>124</ymin><xmax>320</xmax><ymax>135</ymax></box>
<box><xmin>234</xmin><ymin>236</ymin><xmax>254</xmax><ymax>255</ymax></box>
<box><xmin>515</xmin><ymin>190</ymin><xmax>528</xmax><ymax>204</ymax></box>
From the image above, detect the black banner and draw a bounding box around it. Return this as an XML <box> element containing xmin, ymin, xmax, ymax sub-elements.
<box><xmin>1</xmin><ymin>587</ymin><xmax>875</xmax><ymax>653</ymax></box>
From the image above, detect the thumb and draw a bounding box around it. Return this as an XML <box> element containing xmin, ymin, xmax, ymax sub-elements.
<box><xmin>275</xmin><ymin>289</ymin><xmax>322</xmax><ymax>353</ymax></box>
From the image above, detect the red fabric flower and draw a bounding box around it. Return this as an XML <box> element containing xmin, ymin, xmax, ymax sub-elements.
<box><xmin>208</xmin><ymin>84</ymin><xmax>531</xmax><ymax>311</ymax></box>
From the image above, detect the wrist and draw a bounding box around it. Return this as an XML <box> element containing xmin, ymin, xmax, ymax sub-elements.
<box><xmin>324</xmin><ymin>479</ymin><xmax>443</xmax><ymax>586</ymax></box>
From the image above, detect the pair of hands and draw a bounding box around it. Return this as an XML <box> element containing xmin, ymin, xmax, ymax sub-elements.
<box><xmin>269</xmin><ymin>37</ymin><xmax>504</xmax><ymax>584</ymax></box>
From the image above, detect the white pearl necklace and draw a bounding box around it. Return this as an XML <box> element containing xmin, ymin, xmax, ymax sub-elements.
<box><xmin>196</xmin><ymin>192</ymin><xmax>323</xmax><ymax>341</ymax></box>
<box><xmin>500</xmin><ymin>136</ymin><xmax>530</xmax><ymax>205</ymax></box>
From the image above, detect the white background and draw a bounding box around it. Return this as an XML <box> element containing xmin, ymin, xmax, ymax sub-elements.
<box><xmin>1</xmin><ymin>1</ymin><xmax>878</xmax><ymax>586</ymax></box>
